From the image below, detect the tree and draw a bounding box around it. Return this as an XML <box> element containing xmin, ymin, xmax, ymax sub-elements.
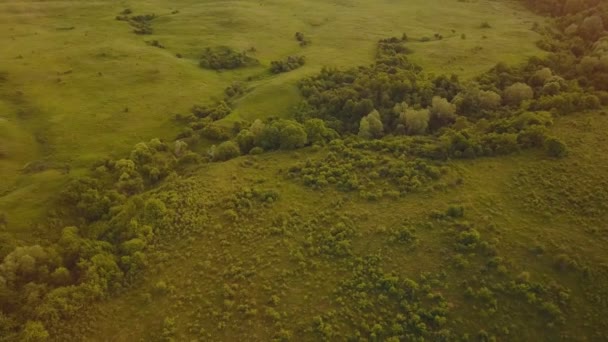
<box><xmin>358</xmin><ymin>110</ymin><xmax>384</xmax><ymax>139</ymax></box>
<box><xmin>214</xmin><ymin>141</ymin><xmax>241</xmax><ymax>161</ymax></box>
<box><xmin>430</xmin><ymin>96</ymin><xmax>456</xmax><ymax>129</ymax></box>
<box><xmin>21</xmin><ymin>321</ymin><xmax>49</xmax><ymax>342</ymax></box>
<box><xmin>529</xmin><ymin>68</ymin><xmax>553</xmax><ymax>86</ymax></box>
<box><xmin>304</xmin><ymin>119</ymin><xmax>337</xmax><ymax>145</ymax></box>
<box><xmin>275</xmin><ymin>120</ymin><xmax>308</xmax><ymax>149</ymax></box>
<box><xmin>503</xmin><ymin>82</ymin><xmax>534</xmax><ymax>106</ymax></box>
<box><xmin>235</xmin><ymin>129</ymin><xmax>255</xmax><ymax>154</ymax></box>
<box><xmin>579</xmin><ymin>15</ymin><xmax>604</xmax><ymax>42</ymax></box>
<box><xmin>478</xmin><ymin>90</ymin><xmax>502</xmax><ymax>110</ymax></box>
<box><xmin>402</xmin><ymin>108</ymin><xmax>430</xmax><ymax>135</ymax></box>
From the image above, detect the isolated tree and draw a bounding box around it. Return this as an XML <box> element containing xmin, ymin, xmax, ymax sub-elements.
<box><xmin>504</xmin><ymin>82</ymin><xmax>534</xmax><ymax>106</ymax></box>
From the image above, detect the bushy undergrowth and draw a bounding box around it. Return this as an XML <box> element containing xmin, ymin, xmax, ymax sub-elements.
<box><xmin>2</xmin><ymin>0</ymin><xmax>608</xmax><ymax>339</ymax></box>
<box><xmin>199</xmin><ymin>46</ymin><xmax>259</xmax><ymax>70</ymax></box>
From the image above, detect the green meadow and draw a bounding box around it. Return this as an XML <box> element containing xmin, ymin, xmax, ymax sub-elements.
<box><xmin>2</xmin><ymin>0</ymin><xmax>608</xmax><ymax>341</ymax></box>
<box><xmin>0</xmin><ymin>0</ymin><xmax>542</xmax><ymax>236</ymax></box>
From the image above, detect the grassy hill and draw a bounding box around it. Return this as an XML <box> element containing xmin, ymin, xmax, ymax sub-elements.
<box><xmin>3</xmin><ymin>0</ymin><xmax>608</xmax><ymax>341</ymax></box>
<box><xmin>63</xmin><ymin>109</ymin><xmax>608</xmax><ymax>341</ymax></box>
<box><xmin>0</xmin><ymin>0</ymin><xmax>543</xmax><ymax>237</ymax></box>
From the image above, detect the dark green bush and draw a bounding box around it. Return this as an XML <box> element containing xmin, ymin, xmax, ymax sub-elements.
<box><xmin>545</xmin><ymin>137</ymin><xmax>567</xmax><ymax>158</ymax></box>
<box><xmin>199</xmin><ymin>47</ymin><xmax>259</xmax><ymax>70</ymax></box>
<box><xmin>270</xmin><ymin>56</ymin><xmax>306</xmax><ymax>74</ymax></box>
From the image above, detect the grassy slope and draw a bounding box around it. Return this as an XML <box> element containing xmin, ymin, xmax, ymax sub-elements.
<box><xmin>0</xmin><ymin>0</ymin><xmax>543</xmax><ymax>238</ymax></box>
<box><xmin>68</xmin><ymin>110</ymin><xmax>608</xmax><ymax>341</ymax></box>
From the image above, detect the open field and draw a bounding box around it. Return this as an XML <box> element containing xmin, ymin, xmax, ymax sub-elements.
<box><xmin>66</xmin><ymin>110</ymin><xmax>608</xmax><ymax>341</ymax></box>
<box><xmin>0</xmin><ymin>0</ymin><xmax>544</xmax><ymax>237</ymax></box>
<box><xmin>4</xmin><ymin>0</ymin><xmax>608</xmax><ymax>340</ymax></box>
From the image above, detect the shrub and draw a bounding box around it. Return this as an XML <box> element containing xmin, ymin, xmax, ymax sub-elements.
<box><xmin>504</xmin><ymin>82</ymin><xmax>534</xmax><ymax>106</ymax></box>
<box><xmin>249</xmin><ymin>147</ymin><xmax>264</xmax><ymax>155</ymax></box>
<box><xmin>295</xmin><ymin>32</ymin><xmax>311</xmax><ymax>46</ymax></box>
<box><xmin>359</xmin><ymin>110</ymin><xmax>384</xmax><ymax>139</ymax></box>
<box><xmin>430</xmin><ymin>96</ymin><xmax>456</xmax><ymax>129</ymax></box>
<box><xmin>270</xmin><ymin>56</ymin><xmax>306</xmax><ymax>74</ymax></box>
<box><xmin>191</xmin><ymin>101</ymin><xmax>231</xmax><ymax>121</ymax></box>
<box><xmin>214</xmin><ymin>141</ymin><xmax>241</xmax><ymax>161</ymax></box>
<box><xmin>199</xmin><ymin>46</ymin><xmax>259</xmax><ymax>70</ymax></box>
<box><xmin>545</xmin><ymin>137</ymin><xmax>567</xmax><ymax>158</ymax></box>
<box><xmin>21</xmin><ymin>321</ymin><xmax>49</xmax><ymax>342</ymax></box>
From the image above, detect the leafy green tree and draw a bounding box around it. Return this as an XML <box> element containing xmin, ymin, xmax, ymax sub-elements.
<box><xmin>402</xmin><ymin>107</ymin><xmax>430</xmax><ymax>135</ymax></box>
<box><xmin>529</xmin><ymin>67</ymin><xmax>553</xmax><ymax>86</ymax></box>
<box><xmin>214</xmin><ymin>141</ymin><xmax>241</xmax><ymax>161</ymax></box>
<box><xmin>579</xmin><ymin>15</ymin><xmax>604</xmax><ymax>42</ymax></box>
<box><xmin>50</xmin><ymin>267</ymin><xmax>71</xmax><ymax>286</ymax></box>
<box><xmin>504</xmin><ymin>82</ymin><xmax>534</xmax><ymax>106</ymax></box>
<box><xmin>274</xmin><ymin>120</ymin><xmax>308</xmax><ymax>149</ymax></box>
<box><xmin>430</xmin><ymin>96</ymin><xmax>456</xmax><ymax>129</ymax></box>
<box><xmin>358</xmin><ymin>110</ymin><xmax>384</xmax><ymax>139</ymax></box>
<box><xmin>304</xmin><ymin>119</ymin><xmax>337</xmax><ymax>145</ymax></box>
<box><xmin>21</xmin><ymin>321</ymin><xmax>49</xmax><ymax>341</ymax></box>
<box><xmin>235</xmin><ymin>129</ymin><xmax>255</xmax><ymax>154</ymax></box>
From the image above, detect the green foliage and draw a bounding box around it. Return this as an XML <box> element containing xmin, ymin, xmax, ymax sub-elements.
<box><xmin>286</xmin><ymin>140</ymin><xmax>448</xmax><ymax>197</ymax></box>
<box><xmin>21</xmin><ymin>321</ymin><xmax>49</xmax><ymax>342</ymax></box>
<box><xmin>504</xmin><ymin>82</ymin><xmax>534</xmax><ymax>106</ymax></box>
<box><xmin>295</xmin><ymin>32</ymin><xmax>311</xmax><ymax>46</ymax></box>
<box><xmin>116</xmin><ymin>12</ymin><xmax>156</xmax><ymax>35</ymax></box>
<box><xmin>199</xmin><ymin>46</ymin><xmax>259</xmax><ymax>70</ymax></box>
<box><xmin>304</xmin><ymin>119</ymin><xmax>338</xmax><ymax>145</ymax></box>
<box><xmin>191</xmin><ymin>101</ymin><xmax>232</xmax><ymax>121</ymax></box>
<box><xmin>544</xmin><ymin>137</ymin><xmax>567</xmax><ymax>158</ymax></box>
<box><xmin>377</xmin><ymin>36</ymin><xmax>413</xmax><ymax>57</ymax></box>
<box><xmin>270</xmin><ymin>55</ymin><xmax>306</xmax><ymax>74</ymax></box>
<box><xmin>358</xmin><ymin>110</ymin><xmax>384</xmax><ymax>139</ymax></box>
<box><xmin>397</xmin><ymin>104</ymin><xmax>430</xmax><ymax>135</ymax></box>
<box><xmin>214</xmin><ymin>141</ymin><xmax>241</xmax><ymax>161</ymax></box>
<box><xmin>251</xmin><ymin>119</ymin><xmax>308</xmax><ymax>150</ymax></box>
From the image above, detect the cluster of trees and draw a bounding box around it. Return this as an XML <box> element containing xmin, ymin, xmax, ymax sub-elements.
<box><xmin>0</xmin><ymin>135</ymin><xmax>205</xmax><ymax>338</ymax></box>
<box><xmin>116</xmin><ymin>10</ymin><xmax>156</xmax><ymax>35</ymax></box>
<box><xmin>311</xmin><ymin>256</ymin><xmax>452</xmax><ymax>340</ymax></box>
<box><xmin>377</xmin><ymin>36</ymin><xmax>413</xmax><ymax>58</ymax></box>
<box><xmin>199</xmin><ymin>46</ymin><xmax>259</xmax><ymax>70</ymax></box>
<box><xmin>227</xmin><ymin>118</ymin><xmax>337</xmax><ymax>156</ymax></box>
<box><xmin>286</xmin><ymin>139</ymin><xmax>447</xmax><ymax>200</ymax></box>
<box><xmin>523</xmin><ymin>0</ymin><xmax>608</xmax><ymax>90</ymax></box>
<box><xmin>269</xmin><ymin>55</ymin><xmax>306</xmax><ymax>74</ymax></box>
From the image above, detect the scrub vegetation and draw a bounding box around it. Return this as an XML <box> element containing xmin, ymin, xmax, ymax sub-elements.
<box><xmin>1</xmin><ymin>0</ymin><xmax>607</xmax><ymax>340</ymax></box>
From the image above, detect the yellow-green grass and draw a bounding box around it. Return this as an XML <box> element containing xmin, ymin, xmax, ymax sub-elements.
<box><xmin>65</xmin><ymin>109</ymin><xmax>608</xmax><ymax>341</ymax></box>
<box><xmin>0</xmin><ymin>0</ymin><xmax>544</xmax><ymax>235</ymax></box>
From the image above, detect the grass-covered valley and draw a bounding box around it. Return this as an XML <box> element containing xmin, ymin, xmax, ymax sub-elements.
<box><xmin>1</xmin><ymin>0</ymin><xmax>608</xmax><ymax>341</ymax></box>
